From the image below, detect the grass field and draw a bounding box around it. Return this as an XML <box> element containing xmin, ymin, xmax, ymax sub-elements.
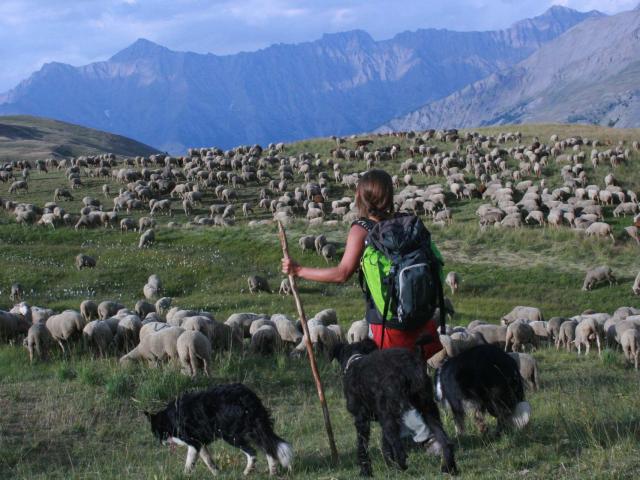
<box><xmin>1</xmin><ymin>123</ymin><xmax>640</xmax><ymax>479</ymax></box>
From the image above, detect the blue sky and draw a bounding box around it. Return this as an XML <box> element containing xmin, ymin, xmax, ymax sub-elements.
<box><xmin>0</xmin><ymin>0</ymin><xmax>636</xmax><ymax>92</ymax></box>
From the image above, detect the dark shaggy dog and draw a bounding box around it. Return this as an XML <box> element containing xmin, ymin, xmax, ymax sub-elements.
<box><xmin>145</xmin><ymin>383</ymin><xmax>293</xmax><ymax>476</ymax></box>
<box><xmin>435</xmin><ymin>344</ymin><xmax>531</xmax><ymax>436</ymax></box>
<box><xmin>332</xmin><ymin>339</ymin><xmax>458</xmax><ymax>477</ymax></box>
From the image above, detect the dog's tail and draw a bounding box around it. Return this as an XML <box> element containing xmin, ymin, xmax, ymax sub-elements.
<box><xmin>511</xmin><ymin>401</ymin><xmax>531</xmax><ymax>429</ymax></box>
<box><xmin>276</xmin><ymin>441</ymin><xmax>294</xmax><ymax>469</ymax></box>
<box><xmin>254</xmin><ymin>419</ymin><xmax>294</xmax><ymax>470</ymax></box>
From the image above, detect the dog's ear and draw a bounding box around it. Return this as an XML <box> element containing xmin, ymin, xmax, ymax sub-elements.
<box><xmin>330</xmin><ymin>342</ymin><xmax>344</xmax><ymax>363</ymax></box>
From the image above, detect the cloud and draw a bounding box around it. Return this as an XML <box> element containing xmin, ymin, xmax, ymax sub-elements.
<box><xmin>0</xmin><ymin>0</ymin><xmax>635</xmax><ymax>92</ymax></box>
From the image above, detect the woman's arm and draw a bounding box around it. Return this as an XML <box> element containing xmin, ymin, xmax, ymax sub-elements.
<box><xmin>281</xmin><ymin>225</ymin><xmax>368</xmax><ymax>283</ymax></box>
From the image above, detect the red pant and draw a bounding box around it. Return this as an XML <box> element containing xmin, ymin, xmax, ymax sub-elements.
<box><xmin>370</xmin><ymin>319</ymin><xmax>442</xmax><ymax>361</ymax></box>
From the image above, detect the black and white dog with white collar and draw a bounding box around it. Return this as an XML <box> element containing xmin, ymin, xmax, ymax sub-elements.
<box><xmin>332</xmin><ymin>339</ymin><xmax>458</xmax><ymax>477</ymax></box>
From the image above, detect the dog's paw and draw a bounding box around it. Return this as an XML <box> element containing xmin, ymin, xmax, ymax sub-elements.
<box><xmin>359</xmin><ymin>466</ymin><xmax>373</xmax><ymax>477</ymax></box>
<box><xmin>441</xmin><ymin>461</ymin><xmax>459</xmax><ymax>476</ymax></box>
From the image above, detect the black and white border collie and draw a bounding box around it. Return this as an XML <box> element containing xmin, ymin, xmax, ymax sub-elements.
<box><xmin>145</xmin><ymin>383</ymin><xmax>293</xmax><ymax>476</ymax></box>
<box><xmin>435</xmin><ymin>344</ymin><xmax>531</xmax><ymax>436</ymax></box>
<box><xmin>332</xmin><ymin>339</ymin><xmax>458</xmax><ymax>477</ymax></box>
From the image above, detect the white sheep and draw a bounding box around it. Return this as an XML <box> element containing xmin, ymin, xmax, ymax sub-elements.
<box><xmin>585</xmin><ymin>222</ymin><xmax>614</xmax><ymax>240</ymax></box>
<box><xmin>574</xmin><ymin>318</ymin><xmax>602</xmax><ymax>356</ymax></box>
<box><xmin>113</xmin><ymin>315</ymin><xmax>142</xmax><ymax>352</ymax></box>
<box><xmin>82</xmin><ymin>320</ymin><xmax>113</xmax><ymax>357</ymax></box>
<box><xmin>633</xmin><ymin>272</ymin><xmax>640</xmax><ymax>296</ymax></box>
<box><xmin>620</xmin><ymin>329</ymin><xmax>640</xmax><ymax>370</ymax></box>
<box><xmin>445</xmin><ymin>272</ymin><xmax>460</xmax><ymax>295</ymax></box>
<box><xmin>250</xmin><ymin>325</ymin><xmax>282</xmax><ymax>356</ymax></box>
<box><xmin>582</xmin><ymin>266</ymin><xmax>616</xmax><ymax>291</ymax></box>
<box><xmin>98</xmin><ymin>301</ymin><xmax>125</xmax><ymax>320</ymax></box>
<box><xmin>556</xmin><ymin>320</ymin><xmax>578</xmax><ymax>351</ymax></box>
<box><xmin>120</xmin><ymin>326</ymin><xmax>185</xmax><ymax>367</ymax></box>
<box><xmin>45</xmin><ymin>310</ymin><xmax>85</xmax><ymax>353</ymax></box>
<box><xmin>23</xmin><ymin>323</ymin><xmax>53</xmax><ymax>363</ymax></box>
<box><xmin>347</xmin><ymin>319</ymin><xmax>368</xmax><ymax>343</ymax></box>
<box><xmin>469</xmin><ymin>324</ymin><xmax>507</xmax><ymax>348</ymax></box>
<box><xmin>177</xmin><ymin>330</ymin><xmax>211</xmax><ymax>377</ymax></box>
<box><xmin>508</xmin><ymin>352</ymin><xmax>540</xmax><ymax>391</ymax></box>
<box><xmin>505</xmin><ymin>321</ymin><xmax>536</xmax><ymax>352</ymax></box>
<box><xmin>501</xmin><ymin>306</ymin><xmax>543</xmax><ymax>325</ymax></box>
<box><xmin>80</xmin><ymin>300</ymin><xmax>99</xmax><ymax>323</ymax></box>
<box><xmin>270</xmin><ymin>314</ymin><xmax>303</xmax><ymax>344</ymax></box>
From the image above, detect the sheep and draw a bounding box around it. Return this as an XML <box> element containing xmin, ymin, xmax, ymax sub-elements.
<box><xmin>98</xmin><ymin>301</ymin><xmax>125</xmax><ymax>320</ymax></box>
<box><xmin>250</xmin><ymin>325</ymin><xmax>282</xmax><ymax>355</ymax></box>
<box><xmin>315</xmin><ymin>234</ymin><xmax>328</xmax><ymax>254</ymax></box>
<box><xmin>556</xmin><ymin>320</ymin><xmax>578</xmax><ymax>351</ymax></box>
<box><xmin>82</xmin><ymin>320</ymin><xmax>113</xmax><ymax>357</ymax></box>
<box><xmin>625</xmin><ymin>226</ymin><xmax>640</xmax><ymax>245</ymax></box>
<box><xmin>574</xmin><ymin>317</ymin><xmax>602</xmax><ymax>356</ymax></box>
<box><xmin>347</xmin><ymin>319</ymin><xmax>369</xmax><ymax>343</ymax></box>
<box><xmin>0</xmin><ymin>310</ymin><xmax>23</xmax><ymax>340</ymax></box>
<box><xmin>177</xmin><ymin>330</ymin><xmax>211</xmax><ymax>377</ymax></box>
<box><xmin>120</xmin><ymin>218</ymin><xmax>136</xmax><ymax>232</ymax></box>
<box><xmin>155</xmin><ymin>297</ymin><xmax>172</xmax><ymax>318</ymax></box>
<box><xmin>75</xmin><ymin>253</ymin><xmax>96</xmax><ymax>270</ymax></box>
<box><xmin>620</xmin><ymin>329</ymin><xmax>640</xmax><ymax>370</ymax></box>
<box><xmin>80</xmin><ymin>300</ymin><xmax>99</xmax><ymax>322</ymax></box>
<box><xmin>312</xmin><ymin>308</ymin><xmax>338</xmax><ymax>326</ymax></box>
<box><xmin>225</xmin><ymin>312</ymin><xmax>268</xmax><ymax>338</ymax></box>
<box><xmin>8</xmin><ymin>180</ymin><xmax>28</xmax><ymax>194</ymax></box>
<box><xmin>139</xmin><ymin>228</ymin><xmax>155</xmax><ymax>248</ymax></box>
<box><xmin>279</xmin><ymin>278</ymin><xmax>292</xmax><ymax>296</ymax></box>
<box><xmin>581</xmin><ymin>266</ymin><xmax>615</xmax><ymax>291</ymax></box>
<box><xmin>119</xmin><ymin>326</ymin><xmax>185</xmax><ymax>367</ymax></box>
<box><xmin>321</xmin><ymin>243</ymin><xmax>336</xmax><ymax>263</ymax></box>
<box><xmin>45</xmin><ymin>310</ymin><xmax>85</xmax><ymax>353</ymax></box>
<box><xmin>585</xmin><ymin>222</ymin><xmax>614</xmax><ymax>240</ymax></box>
<box><xmin>633</xmin><ymin>272</ymin><xmax>640</xmax><ymax>296</ymax></box>
<box><xmin>270</xmin><ymin>314</ymin><xmax>303</xmax><ymax>344</ymax></box>
<box><xmin>209</xmin><ymin>320</ymin><xmax>243</xmax><ymax>351</ymax></box>
<box><xmin>546</xmin><ymin>317</ymin><xmax>569</xmax><ymax>341</ymax></box>
<box><xmin>113</xmin><ymin>315</ymin><xmax>142</xmax><ymax>352</ymax></box>
<box><xmin>247</xmin><ymin>275</ymin><xmax>271</xmax><ymax>294</ymax></box>
<box><xmin>504</xmin><ymin>320</ymin><xmax>536</xmax><ymax>352</ymax></box>
<box><xmin>23</xmin><ymin>323</ymin><xmax>53</xmax><ymax>363</ymax></box>
<box><xmin>298</xmin><ymin>235</ymin><xmax>316</xmax><ymax>253</ymax></box>
<box><xmin>30</xmin><ymin>306</ymin><xmax>54</xmax><ymax>324</ymax></box>
<box><xmin>134</xmin><ymin>300</ymin><xmax>156</xmax><ymax>318</ymax></box>
<box><xmin>181</xmin><ymin>315</ymin><xmax>216</xmax><ymax>341</ymax></box>
<box><xmin>167</xmin><ymin>309</ymin><xmax>205</xmax><ymax>327</ymax></box>
<box><xmin>445</xmin><ymin>271</ymin><xmax>460</xmax><ymax>295</ymax></box>
<box><xmin>466</xmin><ymin>320</ymin><xmax>487</xmax><ymax>330</ymax></box>
<box><xmin>469</xmin><ymin>324</ymin><xmax>507</xmax><ymax>348</ymax></box>
<box><xmin>139</xmin><ymin>321</ymin><xmax>171</xmax><ymax>341</ymax></box>
<box><xmin>439</xmin><ymin>330</ymin><xmax>485</xmax><ymax>357</ymax></box>
<box><xmin>10</xmin><ymin>283</ymin><xmax>23</xmax><ymax>302</ymax></box>
<box><xmin>143</xmin><ymin>283</ymin><xmax>159</xmax><ymax>300</ymax></box>
<box><xmin>508</xmin><ymin>352</ymin><xmax>539</xmax><ymax>391</ymax></box>
<box><xmin>501</xmin><ymin>306</ymin><xmax>543</xmax><ymax>325</ymax></box>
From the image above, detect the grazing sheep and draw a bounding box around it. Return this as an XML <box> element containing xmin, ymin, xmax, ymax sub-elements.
<box><xmin>155</xmin><ymin>297</ymin><xmax>172</xmax><ymax>318</ymax></box>
<box><xmin>98</xmin><ymin>301</ymin><xmax>125</xmax><ymax>320</ymax></box>
<box><xmin>556</xmin><ymin>320</ymin><xmax>578</xmax><ymax>351</ymax></box>
<box><xmin>469</xmin><ymin>324</ymin><xmax>507</xmax><ymax>348</ymax></box>
<box><xmin>250</xmin><ymin>325</ymin><xmax>282</xmax><ymax>355</ymax></box>
<box><xmin>467</xmin><ymin>320</ymin><xmax>487</xmax><ymax>330</ymax></box>
<box><xmin>177</xmin><ymin>330</ymin><xmax>211</xmax><ymax>377</ymax></box>
<box><xmin>23</xmin><ymin>323</ymin><xmax>53</xmax><ymax>363</ymax></box>
<box><xmin>546</xmin><ymin>317</ymin><xmax>569</xmax><ymax>341</ymax></box>
<box><xmin>147</xmin><ymin>274</ymin><xmax>162</xmax><ymax>291</ymax></box>
<box><xmin>574</xmin><ymin>318</ymin><xmax>602</xmax><ymax>356</ymax></box>
<box><xmin>119</xmin><ymin>326</ymin><xmax>184</xmax><ymax>367</ymax></box>
<box><xmin>143</xmin><ymin>283</ymin><xmax>159</xmax><ymax>300</ymax></box>
<box><xmin>620</xmin><ymin>329</ymin><xmax>640</xmax><ymax>370</ymax></box>
<box><xmin>528</xmin><ymin>321</ymin><xmax>550</xmax><ymax>344</ymax></box>
<box><xmin>501</xmin><ymin>306</ymin><xmax>543</xmax><ymax>325</ymax></box>
<box><xmin>445</xmin><ymin>272</ymin><xmax>460</xmax><ymax>295</ymax></box>
<box><xmin>139</xmin><ymin>228</ymin><xmax>155</xmax><ymax>248</ymax></box>
<box><xmin>209</xmin><ymin>320</ymin><xmax>243</xmax><ymax>351</ymax></box>
<box><xmin>10</xmin><ymin>283</ymin><xmax>23</xmax><ymax>302</ymax></box>
<box><xmin>225</xmin><ymin>312</ymin><xmax>268</xmax><ymax>338</ymax></box>
<box><xmin>312</xmin><ymin>308</ymin><xmax>338</xmax><ymax>326</ymax></box>
<box><xmin>114</xmin><ymin>315</ymin><xmax>142</xmax><ymax>352</ymax></box>
<box><xmin>321</xmin><ymin>243</ymin><xmax>336</xmax><ymax>263</ymax></box>
<box><xmin>582</xmin><ymin>266</ymin><xmax>616</xmax><ymax>291</ymax></box>
<box><xmin>505</xmin><ymin>321</ymin><xmax>536</xmax><ymax>352</ymax></box>
<box><xmin>279</xmin><ymin>278</ymin><xmax>292</xmax><ymax>296</ymax></box>
<box><xmin>633</xmin><ymin>272</ymin><xmax>640</xmax><ymax>296</ymax></box>
<box><xmin>181</xmin><ymin>316</ymin><xmax>216</xmax><ymax>341</ymax></box>
<box><xmin>585</xmin><ymin>222</ymin><xmax>614</xmax><ymax>240</ymax></box>
<box><xmin>314</xmin><ymin>234</ymin><xmax>328</xmax><ymax>254</ymax></box>
<box><xmin>135</xmin><ymin>300</ymin><xmax>156</xmax><ymax>318</ymax></box>
<box><xmin>75</xmin><ymin>253</ymin><xmax>96</xmax><ymax>270</ymax></box>
<box><xmin>270</xmin><ymin>314</ymin><xmax>303</xmax><ymax>344</ymax></box>
<box><xmin>247</xmin><ymin>275</ymin><xmax>271</xmax><ymax>294</ymax></box>
<box><xmin>80</xmin><ymin>300</ymin><xmax>99</xmax><ymax>322</ymax></box>
<box><xmin>298</xmin><ymin>235</ymin><xmax>316</xmax><ymax>253</ymax></box>
<box><xmin>82</xmin><ymin>320</ymin><xmax>113</xmax><ymax>357</ymax></box>
<box><xmin>508</xmin><ymin>352</ymin><xmax>539</xmax><ymax>391</ymax></box>
<box><xmin>347</xmin><ymin>319</ymin><xmax>369</xmax><ymax>343</ymax></box>
<box><xmin>139</xmin><ymin>321</ymin><xmax>171</xmax><ymax>341</ymax></box>
<box><xmin>45</xmin><ymin>310</ymin><xmax>85</xmax><ymax>353</ymax></box>
<box><xmin>440</xmin><ymin>330</ymin><xmax>486</xmax><ymax>357</ymax></box>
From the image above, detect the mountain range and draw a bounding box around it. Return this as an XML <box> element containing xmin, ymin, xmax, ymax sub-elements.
<box><xmin>0</xmin><ymin>6</ymin><xmax>602</xmax><ymax>152</ymax></box>
<box><xmin>380</xmin><ymin>7</ymin><xmax>640</xmax><ymax>132</ymax></box>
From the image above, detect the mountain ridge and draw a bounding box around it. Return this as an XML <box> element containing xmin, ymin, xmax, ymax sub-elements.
<box><xmin>0</xmin><ymin>6</ymin><xmax>602</xmax><ymax>151</ymax></box>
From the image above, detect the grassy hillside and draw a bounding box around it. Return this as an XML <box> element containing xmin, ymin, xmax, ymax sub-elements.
<box><xmin>0</xmin><ymin>115</ymin><xmax>160</xmax><ymax>162</ymax></box>
<box><xmin>0</xmin><ymin>124</ymin><xmax>640</xmax><ymax>479</ymax></box>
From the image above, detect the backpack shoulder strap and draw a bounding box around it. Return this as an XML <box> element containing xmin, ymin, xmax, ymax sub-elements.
<box><xmin>352</xmin><ymin>217</ymin><xmax>376</xmax><ymax>232</ymax></box>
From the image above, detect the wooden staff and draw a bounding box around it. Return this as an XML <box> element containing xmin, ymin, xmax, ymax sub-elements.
<box><xmin>277</xmin><ymin>221</ymin><xmax>339</xmax><ymax>464</ymax></box>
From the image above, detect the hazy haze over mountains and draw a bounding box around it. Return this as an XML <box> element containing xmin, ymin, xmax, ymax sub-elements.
<box><xmin>0</xmin><ymin>6</ymin><xmax>601</xmax><ymax>152</ymax></box>
<box><xmin>380</xmin><ymin>7</ymin><xmax>640</xmax><ymax>132</ymax></box>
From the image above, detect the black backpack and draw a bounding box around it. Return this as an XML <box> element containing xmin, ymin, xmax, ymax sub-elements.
<box><xmin>358</xmin><ymin>215</ymin><xmax>446</xmax><ymax>342</ymax></box>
